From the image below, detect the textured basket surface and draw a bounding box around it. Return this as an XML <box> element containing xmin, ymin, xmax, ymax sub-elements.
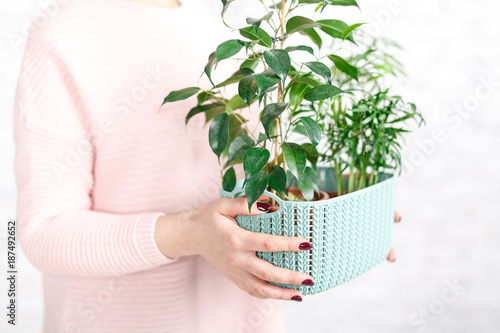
<box><xmin>220</xmin><ymin>167</ymin><xmax>396</xmax><ymax>295</ymax></box>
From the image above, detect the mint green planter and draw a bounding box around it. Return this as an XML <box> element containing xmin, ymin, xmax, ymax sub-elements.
<box><xmin>220</xmin><ymin>167</ymin><xmax>396</xmax><ymax>295</ymax></box>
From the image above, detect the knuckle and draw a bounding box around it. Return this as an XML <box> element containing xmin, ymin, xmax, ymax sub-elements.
<box><xmin>260</xmin><ymin>269</ymin><xmax>272</xmax><ymax>282</ymax></box>
<box><xmin>261</xmin><ymin>237</ymin><xmax>274</xmax><ymax>252</ymax></box>
<box><xmin>250</xmin><ymin>285</ymin><xmax>265</xmax><ymax>298</ymax></box>
<box><xmin>227</xmin><ymin>233</ymin><xmax>242</xmax><ymax>249</ymax></box>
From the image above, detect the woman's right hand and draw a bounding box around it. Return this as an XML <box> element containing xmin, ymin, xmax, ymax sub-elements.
<box><xmin>155</xmin><ymin>198</ymin><xmax>314</xmax><ymax>302</ymax></box>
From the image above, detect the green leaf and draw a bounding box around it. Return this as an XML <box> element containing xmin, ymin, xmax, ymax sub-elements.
<box><xmin>285</xmin><ymin>45</ymin><xmax>315</xmax><ymax>56</ymax></box>
<box><xmin>269</xmin><ymin>165</ymin><xmax>287</xmax><ymax>197</ymax></box>
<box><xmin>222</xmin><ymin>167</ymin><xmax>237</xmax><ymax>192</ymax></box>
<box><xmin>261</xmin><ymin>103</ymin><xmax>288</xmax><ymax>136</ymax></box>
<box><xmin>185</xmin><ymin>102</ymin><xmax>225</xmax><ymax>124</ymax></box>
<box><xmin>238</xmin><ymin>75</ymin><xmax>258</xmax><ymax>105</ymax></box>
<box><xmin>341</xmin><ymin>23</ymin><xmax>365</xmax><ymax>40</ymax></box>
<box><xmin>256</xmin><ymin>132</ymin><xmax>267</xmax><ymax>145</ymax></box>
<box><xmin>209</xmin><ymin>113</ymin><xmax>229</xmax><ymax>159</ymax></box>
<box><xmin>245</xmin><ymin>171</ymin><xmax>269</xmax><ymax>212</ymax></box>
<box><xmin>299</xmin><ymin>117</ymin><xmax>321</xmax><ymax>148</ymax></box>
<box><xmin>289</xmin><ymin>76</ymin><xmax>320</xmax><ymax>87</ymax></box>
<box><xmin>263</xmin><ymin>49</ymin><xmax>291</xmax><ymax>82</ymax></box>
<box><xmin>214</xmin><ymin>68</ymin><xmax>254</xmax><ymax>89</ymax></box>
<box><xmin>304</xmin><ymin>84</ymin><xmax>343</xmax><ymax>101</ymax></box>
<box><xmin>239</xmin><ymin>27</ymin><xmax>272</xmax><ymax>48</ymax></box>
<box><xmin>299</xmin><ymin>0</ymin><xmax>359</xmax><ymax>7</ymax></box>
<box><xmin>301</xmin><ymin>143</ymin><xmax>319</xmax><ymax>168</ymax></box>
<box><xmin>328</xmin><ymin>54</ymin><xmax>358</xmax><ymax>81</ymax></box>
<box><xmin>298</xmin><ymin>180</ymin><xmax>315</xmax><ymax>201</ymax></box>
<box><xmin>301</xmin><ymin>166</ymin><xmax>320</xmax><ymax>192</ymax></box>
<box><xmin>244</xmin><ymin>147</ymin><xmax>270</xmax><ymax>180</ymax></box>
<box><xmin>162</xmin><ymin>87</ymin><xmax>200</xmax><ymax>105</ymax></box>
<box><xmin>283</xmin><ymin>142</ymin><xmax>307</xmax><ymax>179</ymax></box>
<box><xmin>316</xmin><ymin>19</ymin><xmax>355</xmax><ymax>44</ymax></box>
<box><xmin>204</xmin><ymin>52</ymin><xmax>216</xmax><ymax>85</ymax></box>
<box><xmin>255</xmin><ymin>69</ymin><xmax>281</xmax><ymax>95</ymax></box>
<box><xmin>304</xmin><ymin>61</ymin><xmax>332</xmax><ymax>84</ymax></box>
<box><xmin>225</xmin><ymin>134</ymin><xmax>255</xmax><ymax>167</ymax></box>
<box><xmin>216</xmin><ymin>40</ymin><xmax>244</xmax><ymax>63</ymax></box>
<box><xmin>300</xmin><ymin>27</ymin><xmax>322</xmax><ymax>48</ymax></box>
<box><xmin>246</xmin><ymin>12</ymin><xmax>273</xmax><ymax>34</ymax></box>
<box><xmin>286</xmin><ymin>16</ymin><xmax>318</xmax><ymax>35</ymax></box>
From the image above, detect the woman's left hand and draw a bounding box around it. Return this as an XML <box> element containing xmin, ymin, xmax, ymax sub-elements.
<box><xmin>386</xmin><ymin>210</ymin><xmax>402</xmax><ymax>262</ymax></box>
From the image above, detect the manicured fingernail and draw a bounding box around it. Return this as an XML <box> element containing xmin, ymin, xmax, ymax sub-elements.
<box><xmin>301</xmin><ymin>279</ymin><xmax>314</xmax><ymax>286</ymax></box>
<box><xmin>256</xmin><ymin>202</ymin><xmax>271</xmax><ymax>212</ymax></box>
<box><xmin>396</xmin><ymin>216</ymin><xmax>402</xmax><ymax>222</ymax></box>
<box><xmin>298</xmin><ymin>242</ymin><xmax>312</xmax><ymax>251</ymax></box>
<box><xmin>291</xmin><ymin>296</ymin><xmax>302</xmax><ymax>302</ymax></box>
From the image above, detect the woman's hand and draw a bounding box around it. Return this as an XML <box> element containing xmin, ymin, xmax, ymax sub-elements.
<box><xmin>155</xmin><ymin>198</ymin><xmax>314</xmax><ymax>302</ymax></box>
<box><xmin>386</xmin><ymin>210</ymin><xmax>402</xmax><ymax>262</ymax></box>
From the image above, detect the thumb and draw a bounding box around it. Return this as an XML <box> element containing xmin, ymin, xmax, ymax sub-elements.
<box><xmin>218</xmin><ymin>197</ymin><xmax>271</xmax><ymax>217</ymax></box>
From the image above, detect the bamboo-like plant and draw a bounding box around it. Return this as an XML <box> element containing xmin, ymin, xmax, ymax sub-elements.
<box><xmin>319</xmin><ymin>35</ymin><xmax>425</xmax><ymax>195</ymax></box>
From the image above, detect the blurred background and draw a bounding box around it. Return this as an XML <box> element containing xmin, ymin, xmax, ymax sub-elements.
<box><xmin>1</xmin><ymin>0</ymin><xmax>499</xmax><ymax>332</ymax></box>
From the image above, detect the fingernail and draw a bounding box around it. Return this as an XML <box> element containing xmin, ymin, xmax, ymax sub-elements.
<box><xmin>396</xmin><ymin>216</ymin><xmax>402</xmax><ymax>222</ymax></box>
<box><xmin>392</xmin><ymin>257</ymin><xmax>397</xmax><ymax>262</ymax></box>
<box><xmin>256</xmin><ymin>202</ymin><xmax>271</xmax><ymax>212</ymax></box>
<box><xmin>291</xmin><ymin>295</ymin><xmax>302</xmax><ymax>302</ymax></box>
<box><xmin>298</xmin><ymin>242</ymin><xmax>312</xmax><ymax>251</ymax></box>
<box><xmin>301</xmin><ymin>279</ymin><xmax>314</xmax><ymax>286</ymax></box>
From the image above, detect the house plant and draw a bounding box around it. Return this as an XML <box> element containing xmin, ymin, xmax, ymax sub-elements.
<box><xmin>161</xmin><ymin>0</ymin><xmax>424</xmax><ymax>295</ymax></box>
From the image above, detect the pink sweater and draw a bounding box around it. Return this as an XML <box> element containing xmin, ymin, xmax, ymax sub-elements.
<box><xmin>13</xmin><ymin>0</ymin><xmax>286</xmax><ymax>332</ymax></box>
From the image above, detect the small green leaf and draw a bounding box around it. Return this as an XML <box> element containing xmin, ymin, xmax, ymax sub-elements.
<box><xmin>238</xmin><ymin>75</ymin><xmax>258</xmax><ymax>105</ymax></box>
<box><xmin>283</xmin><ymin>142</ymin><xmax>307</xmax><ymax>179</ymax></box>
<box><xmin>301</xmin><ymin>166</ymin><xmax>320</xmax><ymax>192</ymax></box>
<box><xmin>162</xmin><ymin>87</ymin><xmax>200</xmax><ymax>105</ymax></box>
<box><xmin>316</xmin><ymin>19</ymin><xmax>355</xmax><ymax>44</ymax></box>
<box><xmin>209</xmin><ymin>113</ymin><xmax>229</xmax><ymax>159</ymax></box>
<box><xmin>261</xmin><ymin>103</ymin><xmax>288</xmax><ymax>136</ymax></box>
<box><xmin>269</xmin><ymin>165</ymin><xmax>287</xmax><ymax>197</ymax></box>
<box><xmin>299</xmin><ymin>0</ymin><xmax>359</xmax><ymax>7</ymax></box>
<box><xmin>239</xmin><ymin>27</ymin><xmax>272</xmax><ymax>48</ymax></box>
<box><xmin>263</xmin><ymin>49</ymin><xmax>291</xmax><ymax>82</ymax></box>
<box><xmin>185</xmin><ymin>102</ymin><xmax>225</xmax><ymax>124</ymax></box>
<box><xmin>304</xmin><ymin>61</ymin><xmax>332</xmax><ymax>84</ymax></box>
<box><xmin>285</xmin><ymin>45</ymin><xmax>315</xmax><ymax>56</ymax></box>
<box><xmin>216</xmin><ymin>40</ymin><xmax>244</xmax><ymax>63</ymax></box>
<box><xmin>299</xmin><ymin>117</ymin><xmax>321</xmax><ymax>148</ymax></box>
<box><xmin>204</xmin><ymin>52</ymin><xmax>216</xmax><ymax>85</ymax></box>
<box><xmin>341</xmin><ymin>23</ymin><xmax>365</xmax><ymax>40</ymax></box>
<box><xmin>245</xmin><ymin>171</ymin><xmax>269</xmax><ymax>212</ymax></box>
<box><xmin>256</xmin><ymin>132</ymin><xmax>267</xmax><ymax>145</ymax></box>
<box><xmin>286</xmin><ymin>16</ymin><xmax>318</xmax><ymax>35</ymax></box>
<box><xmin>246</xmin><ymin>12</ymin><xmax>273</xmax><ymax>34</ymax></box>
<box><xmin>300</xmin><ymin>27</ymin><xmax>322</xmax><ymax>48</ymax></box>
<box><xmin>222</xmin><ymin>167</ymin><xmax>237</xmax><ymax>192</ymax></box>
<box><xmin>298</xmin><ymin>180</ymin><xmax>315</xmax><ymax>201</ymax></box>
<box><xmin>244</xmin><ymin>147</ymin><xmax>270</xmax><ymax>180</ymax></box>
<box><xmin>328</xmin><ymin>54</ymin><xmax>359</xmax><ymax>81</ymax></box>
<box><xmin>214</xmin><ymin>68</ymin><xmax>254</xmax><ymax>89</ymax></box>
<box><xmin>304</xmin><ymin>84</ymin><xmax>343</xmax><ymax>101</ymax></box>
<box><xmin>255</xmin><ymin>69</ymin><xmax>281</xmax><ymax>95</ymax></box>
<box><xmin>225</xmin><ymin>134</ymin><xmax>255</xmax><ymax>167</ymax></box>
<box><xmin>289</xmin><ymin>76</ymin><xmax>320</xmax><ymax>87</ymax></box>
<box><xmin>301</xmin><ymin>143</ymin><xmax>319</xmax><ymax>169</ymax></box>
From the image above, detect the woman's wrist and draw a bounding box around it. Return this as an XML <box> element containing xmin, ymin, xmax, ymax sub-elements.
<box><xmin>154</xmin><ymin>209</ymin><xmax>199</xmax><ymax>260</ymax></box>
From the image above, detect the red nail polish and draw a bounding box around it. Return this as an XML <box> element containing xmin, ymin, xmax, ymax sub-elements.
<box><xmin>291</xmin><ymin>295</ymin><xmax>302</xmax><ymax>302</ymax></box>
<box><xmin>298</xmin><ymin>242</ymin><xmax>312</xmax><ymax>251</ymax></box>
<box><xmin>256</xmin><ymin>202</ymin><xmax>271</xmax><ymax>212</ymax></box>
<box><xmin>301</xmin><ymin>279</ymin><xmax>314</xmax><ymax>286</ymax></box>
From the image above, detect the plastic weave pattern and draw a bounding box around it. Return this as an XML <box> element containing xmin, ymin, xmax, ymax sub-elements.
<box><xmin>220</xmin><ymin>168</ymin><xmax>396</xmax><ymax>295</ymax></box>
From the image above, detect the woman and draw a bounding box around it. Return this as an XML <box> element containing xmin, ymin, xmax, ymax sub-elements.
<box><xmin>13</xmin><ymin>0</ymin><xmax>399</xmax><ymax>332</ymax></box>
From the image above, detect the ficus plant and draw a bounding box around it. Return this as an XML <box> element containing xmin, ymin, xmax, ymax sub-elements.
<box><xmin>161</xmin><ymin>0</ymin><xmax>418</xmax><ymax>211</ymax></box>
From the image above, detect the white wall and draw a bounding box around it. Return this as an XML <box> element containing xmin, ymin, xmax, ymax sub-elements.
<box><xmin>1</xmin><ymin>0</ymin><xmax>499</xmax><ymax>332</ymax></box>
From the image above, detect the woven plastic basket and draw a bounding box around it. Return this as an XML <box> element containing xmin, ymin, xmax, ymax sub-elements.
<box><xmin>220</xmin><ymin>167</ymin><xmax>396</xmax><ymax>295</ymax></box>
